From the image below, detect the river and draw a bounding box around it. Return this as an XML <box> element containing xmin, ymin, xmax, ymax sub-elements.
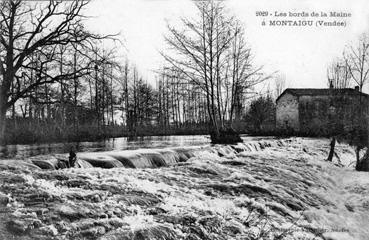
<box><xmin>0</xmin><ymin>135</ymin><xmax>211</xmax><ymax>159</ymax></box>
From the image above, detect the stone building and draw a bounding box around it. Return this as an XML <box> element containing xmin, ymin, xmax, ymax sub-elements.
<box><xmin>276</xmin><ymin>88</ymin><xmax>369</xmax><ymax>135</ymax></box>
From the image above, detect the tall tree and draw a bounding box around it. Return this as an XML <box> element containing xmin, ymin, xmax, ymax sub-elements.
<box><xmin>162</xmin><ymin>0</ymin><xmax>267</xmax><ymax>143</ymax></box>
<box><xmin>0</xmin><ymin>0</ymin><xmax>110</xmax><ymax>143</ymax></box>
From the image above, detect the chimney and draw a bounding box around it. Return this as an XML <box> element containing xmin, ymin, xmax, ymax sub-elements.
<box><xmin>355</xmin><ymin>86</ymin><xmax>360</xmax><ymax>91</ymax></box>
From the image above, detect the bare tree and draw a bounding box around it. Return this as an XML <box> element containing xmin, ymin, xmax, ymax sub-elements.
<box><xmin>274</xmin><ymin>73</ymin><xmax>286</xmax><ymax>98</ymax></box>
<box><xmin>326</xmin><ymin>58</ymin><xmax>351</xmax><ymax>89</ymax></box>
<box><xmin>0</xmin><ymin>0</ymin><xmax>113</xmax><ymax>143</ymax></box>
<box><xmin>227</xmin><ymin>22</ymin><xmax>267</xmax><ymax>124</ymax></box>
<box><xmin>162</xmin><ymin>0</ymin><xmax>267</xmax><ymax>143</ymax></box>
<box><xmin>343</xmin><ymin>35</ymin><xmax>369</xmax><ymax>91</ymax></box>
<box><xmin>345</xmin><ymin>35</ymin><xmax>369</xmax><ymax>170</ymax></box>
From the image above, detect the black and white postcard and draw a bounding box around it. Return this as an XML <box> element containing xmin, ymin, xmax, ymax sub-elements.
<box><xmin>0</xmin><ymin>0</ymin><xmax>368</xmax><ymax>239</ymax></box>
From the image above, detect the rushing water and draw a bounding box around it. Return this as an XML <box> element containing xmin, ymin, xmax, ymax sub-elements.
<box><xmin>0</xmin><ymin>135</ymin><xmax>211</xmax><ymax>159</ymax></box>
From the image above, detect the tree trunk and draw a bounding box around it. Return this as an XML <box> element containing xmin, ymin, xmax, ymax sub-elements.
<box><xmin>1</xmin><ymin>68</ymin><xmax>13</xmax><ymax>144</ymax></box>
<box><xmin>0</xmin><ymin>99</ymin><xmax>7</xmax><ymax>144</ymax></box>
<box><xmin>356</xmin><ymin>148</ymin><xmax>369</xmax><ymax>171</ymax></box>
<box><xmin>355</xmin><ymin>146</ymin><xmax>362</xmax><ymax>170</ymax></box>
<box><xmin>327</xmin><ymin>137</ymin><xmax>336</xmax><ymax>162</ymax></box>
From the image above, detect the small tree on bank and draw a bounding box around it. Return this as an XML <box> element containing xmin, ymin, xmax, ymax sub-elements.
<box><xmin>245</xmin><ymin>95</ymin><xmax>275</xmax><ymax>133</ymax></box>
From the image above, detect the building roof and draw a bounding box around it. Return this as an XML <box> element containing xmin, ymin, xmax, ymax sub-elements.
<box><xmin>276</xmin><ymin>88</ymin><xmax>369</xmax><ymax>102</ymax></box>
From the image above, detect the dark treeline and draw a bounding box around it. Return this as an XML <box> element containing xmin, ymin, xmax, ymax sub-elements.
<box><xmin>4</xmin><ymin>60</ymin><xmax>268</xmax><ymax>144</ymax></box>
<box><xmin>3</xmin><ymin>61</ymin><xmax>215</xmax><ymax>144</ymax></box>
<box><xmin>3</xmin><ymin>58</ymin><xmax>278</xmax><ymax>144</ymax></box>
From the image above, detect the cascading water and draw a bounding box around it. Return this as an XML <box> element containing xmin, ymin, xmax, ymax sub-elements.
<box><xmin>0</xmin><ymin>137</ymin><xmax>366</xmax><ymax>240</ymax></box>
<box><xmin>2</xmin><ymin>138</ymin><xmax>357</xmax><ymax>171</ymax></box>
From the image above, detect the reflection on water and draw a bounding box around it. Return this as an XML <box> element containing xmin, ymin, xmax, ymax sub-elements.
<box><xmin>0</xmin><ymin>135</ymin><xmax>210</xmax><ymax>159</ymax></box>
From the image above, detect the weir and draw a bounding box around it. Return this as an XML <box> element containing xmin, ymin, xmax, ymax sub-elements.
<box><xmin>0</xmin><ymin>138</ymin><xmax>355</xmax><ymax>170</ymax></box>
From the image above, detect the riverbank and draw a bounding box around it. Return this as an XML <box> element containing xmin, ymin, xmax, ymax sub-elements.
<box><xmin>0</xmin><ymin>138</ymin><xmax>368</xmax><ymax>240</ymax></box>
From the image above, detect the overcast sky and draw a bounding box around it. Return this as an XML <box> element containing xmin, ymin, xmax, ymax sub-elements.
<box><xmin>84</xmin><ymin>0</ymin><xmax>369</xmax><ymax>90</ymax></box>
